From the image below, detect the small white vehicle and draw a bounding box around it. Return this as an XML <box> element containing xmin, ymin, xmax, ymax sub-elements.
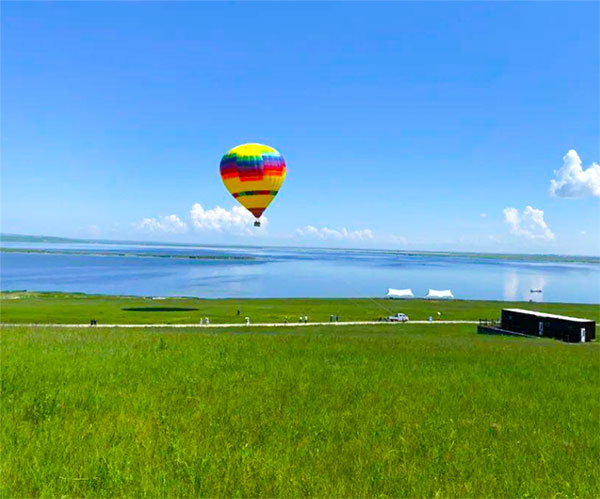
<box><xmin>387</xmin><ymin>313</ymin><xmax>409</xmax><ymax>322</ymax></box>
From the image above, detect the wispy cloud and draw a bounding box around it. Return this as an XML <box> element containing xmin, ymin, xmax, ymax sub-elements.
<box><xmin>503</xmin><ymin>206</ymin><xmax>554</xmax><ymax>241</ymax></box>
<box><xmin>384</xmin><ymin>234</ymin><xmax>408</xmax><ymax>245</ymax></box>
<box><xmin>295</xmin><ymin>225</ymin><xmax>374</xmax><ymax>241</ymax></box>
<box><xmin>190</xmin><ymin>203</ymin><xmax>267</xmax><ymax>235</ymax></box>
<box><xmin>137</xmin><ymin>214</ymin><xmax>188</xmax><ymax>233</ymax></box>
<box><xmin>550</xmin><ymin>149</ymin><xmax>600</xmax><ymax>198</ymax></box>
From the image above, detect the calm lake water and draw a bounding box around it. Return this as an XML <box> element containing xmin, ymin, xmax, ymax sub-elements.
<box><xmin>1</xmin><ymin>243</ymin><xmax>599</xmax><ymax>304</ymax></box>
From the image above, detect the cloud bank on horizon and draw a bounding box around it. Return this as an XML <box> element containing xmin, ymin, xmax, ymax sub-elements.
<box><xmin>137</xmin><ymin>204</ymin><xmax>376</xmax><ymax>242</ymax></box>
<box><xmin>137</xmin><ymin>214</ymin><xmax>188</xmax><ymax>234</ymax></box>
<box><xmin>295</xmin><ymin>226</ymin><xmax>374</xmax><ymax>241</ymax></box>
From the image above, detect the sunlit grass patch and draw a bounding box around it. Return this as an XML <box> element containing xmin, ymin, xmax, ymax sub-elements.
<box><xmin>1</xmin><ymin>292</ymin><xmax>598</xmax><ymax>325</ymax></box>
<box><xmin>1</xmin><ymin>324</ymin><xmax>598</xmax><ymax>497</ymax></box>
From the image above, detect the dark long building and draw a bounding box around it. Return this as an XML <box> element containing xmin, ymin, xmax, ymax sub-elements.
<box><xmin>501</xmin><ymin>308</ymin><xmax>596</xmax><ymax>343</ymax></box>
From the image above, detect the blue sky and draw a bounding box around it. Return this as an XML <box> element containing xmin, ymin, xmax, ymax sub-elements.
<box><xmin>2</xmin><ymin>2</ymin><xmax>599</xmax><ymax>255</ymax></box>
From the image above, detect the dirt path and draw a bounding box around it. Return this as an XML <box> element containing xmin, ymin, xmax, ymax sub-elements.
<box><xmin>1</xmin><ymin>320</ymin><xmax>479</xmax><ymax>328</ymax></box>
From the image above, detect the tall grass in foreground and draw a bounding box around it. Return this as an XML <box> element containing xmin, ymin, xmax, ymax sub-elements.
<box><xmin>1</xmin><ymin>325</ymin><xmax>599</xmax><ymax>497</ymax></box>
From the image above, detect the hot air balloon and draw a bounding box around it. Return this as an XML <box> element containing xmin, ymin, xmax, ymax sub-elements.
<box><xmin>219</xmin><ymin>143</ymin><xmax>287</xmax><ymax>227</ymax></box>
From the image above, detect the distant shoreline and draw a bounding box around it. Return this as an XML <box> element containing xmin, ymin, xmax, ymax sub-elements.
<box><xmin>0</xmin><ymin>247</ymin><xmax>256</xmax><ymax>261</ymax></box>
<box><xmin>1</xmin><ymin>233</ymin><xmax>599</xmax><ymax>264</ymax></box>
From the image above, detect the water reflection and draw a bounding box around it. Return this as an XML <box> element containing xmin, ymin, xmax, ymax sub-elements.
<box><xmin>503</xmin><ymin>272</ymin><xmax>519</xmax><ymax>301</ymax></box>
<box><xmin>504</xmin><ymin>272</ymin><xmax>548</xmax><ymax>302</ymax></box>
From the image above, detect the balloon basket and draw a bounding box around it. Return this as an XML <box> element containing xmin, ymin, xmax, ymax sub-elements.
<box><xmin>254</xmin><ymin>220</ymin><xmax>261</xmax><ymax>227</ymax></box>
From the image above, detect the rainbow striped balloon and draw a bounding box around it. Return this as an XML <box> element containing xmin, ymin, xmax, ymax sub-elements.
<box><xmin>220</xmin><ymin>143</ymin><xmax>287</xmax><ymax>222</ymax></box>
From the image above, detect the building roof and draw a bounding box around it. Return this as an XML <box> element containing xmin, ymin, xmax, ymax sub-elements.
<box><xmin>503</xmin><ymin>308</ymin><xmax>594</xmax><ymax>323</ymax></box>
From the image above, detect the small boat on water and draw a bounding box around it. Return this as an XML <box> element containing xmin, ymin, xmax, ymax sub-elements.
<box><xmin>530</xmin><ymin>289</ymin><xmax>543</xmax><ymax>293</ymax></box>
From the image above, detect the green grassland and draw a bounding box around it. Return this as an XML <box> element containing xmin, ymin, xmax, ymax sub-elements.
<box><xmin>1</xmin><ymin>291</ymin><xmax>599</xmax><ymax>324</ymax></box>
<box><xmin>1</xmin><ymin>323</ymin><xmax>599</xmax><ymax>497</ymax></box>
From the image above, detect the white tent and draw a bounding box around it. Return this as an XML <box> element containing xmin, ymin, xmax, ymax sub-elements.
<box><xmin>386</xmin><ymin>288</ymin><xmax>414</xmax><ymax>299</ymax></box>
<box><xmin>425</xmin><ymin>289</ymin><xmax>454</xmax><ymax>299</ymax></box>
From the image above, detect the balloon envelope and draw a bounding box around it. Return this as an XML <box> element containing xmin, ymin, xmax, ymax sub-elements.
<box><xmin>220</xmin><ymin>143</ymin><xmax>286</xmax><ymax>220</ymax></box>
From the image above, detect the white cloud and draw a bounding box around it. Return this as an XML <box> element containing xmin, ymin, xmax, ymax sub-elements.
<box><xmin>295</xmin><ymin>225</ymin><xmax>374</xmax><ymax>241</ymax></box>
<box><xmin>480</xmin><ymin>213</ymin><xmax>487</xmax><ymax>218</ymax></box>
<box><xmin>550</xmin><ymin>150</ymin><xmax>600</xmax><ymax>198</ymax></box>
<box><xmin>137</xmin><ymin>214</ymin><xmax>188</xmax><ymax>233</ymax></box>
<box><xmin>503</xmin><ymin>206</ymin><xmax>555</xmax><ymax>241</ymax></box>
<box><xmin>190</xmin><ymin>203</ymin><xmax>268</xmax><ymax>235</ymax></box>
<box><xmin>295</xmin><ymin>225</ymin><xmax>320</xmax><ymax>237</ymax></box>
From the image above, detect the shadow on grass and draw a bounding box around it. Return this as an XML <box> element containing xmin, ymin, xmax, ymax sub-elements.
<box><xmin>122</xmin><ymin>307</ymin><xmax>199</xmax><ymax>312</ymax></box>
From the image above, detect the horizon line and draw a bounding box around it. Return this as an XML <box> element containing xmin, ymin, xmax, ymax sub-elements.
<box><xmin>1</xmin><ymin>232</ymin><xmax>599</xmax><ymax>261</ymax></box>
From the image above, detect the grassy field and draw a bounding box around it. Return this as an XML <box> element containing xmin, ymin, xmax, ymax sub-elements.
<box><xmin>1</xmin><ymin>322</ymin><xmax>599</xmax><ymax>497</ymax></box>
<box><xmin>1</xmin><ymin>291</ymin><xmax>599</xmax><ymax>324</ymax></box>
